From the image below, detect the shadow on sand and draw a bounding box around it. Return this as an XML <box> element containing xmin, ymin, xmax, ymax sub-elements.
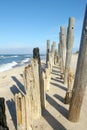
<box><xmin>50</xmin><ymin>82</ymin><xmax>67</xmax><ymax>91</ymax></box>
<box><xmin>52</xmin><ymin>69</ymin><xmax>61</xmax><ymax>74</ymax></box>
<box><xmin>11</xmin><ymin>76</ymin><xmax>26</xmax><ymax>94</ymax></box>
<box><xmin>10</xmin><ymin>85</ymin><xmax>20</xmax><ymax>95</ymax></box>
<box><xmin>52</xmin><ymin>65</ymin><xmax>60</xmax><ymax>70</ymax></box>
<box><xmin>6</xmin><ymin>99</ymin><xmax>17</xmax><ymax>130</ymax></box>
<box><xmin>51</xmin><ymin>77</ymin><xmax>64</xmax><ymax>84</ymax></box>
<box><xmin>43</xmin><ymin>109</ymin><xmax>67</xmax><ymax>130</ymax></box>
<box><xmin>53</xmin><ymin>94</ymin><xmax>64</xmax><ymax>103</ymax></box>
<box><xmin>46</xmin><ymin>94</ymin><xmax>68</xmax><ymax>118</ymax></box>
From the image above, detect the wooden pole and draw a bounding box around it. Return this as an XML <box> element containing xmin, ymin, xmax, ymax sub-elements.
<box><xmin>64</xmin><ymin>17</ymin><xmax>75</xmax><ymax>104</ymax></box>
<box><xmin>59</xmin><ymin>31</ymin><xmax>64</xmax><ymax>73</ymax></box>
<box><xmin>68</xmin><ymin>5</ymin><xmax>87</xmax><ymax>122</ymax></box>
<box><xmin>64</xmin><ymin>17</ymin><xmax>75</xmax><ymax>85</ymax></box>
<box><xmin>58</xmin><ymin>43</ymin><xmax>61</xmax><ymax>65</ymax></box>
<box><xmin>60</xmin><ymin>26</ymin><xmax>66</xmax><ymax>70</ymax></box>
<box><xmin>31</xmin><ymin>59</ymin><xmax>41</xmax><ymax>118</ymax></box>
<box><xmin>54</xmin><ymin>49</ymin><xmax>58</xmax><ymax>64</ymax></box>
<box><xmin>46</xmin><ymin>40</ymin><xmax>50</xmax><ymax>64</ymax></box>
<box><xmin>51</xmin><ymin>42</ymin><xmax>56</xmax><ymax>65</ymax></box>
<box><xmin>33</xmin><ymin>47</ymin><xmax>46</xmax><ymax>111</ymax></box>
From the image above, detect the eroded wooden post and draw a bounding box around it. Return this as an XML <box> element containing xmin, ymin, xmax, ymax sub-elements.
<box><xmin>24</xmin><ymin>65</ymin><xmax>34</xmax><ymax>130</ymax></box>
<box><xmin>24</xmin><ymin>59</ymin><xmax>41</xmax><ymax>120</ymax></box>
<box><xmin>64</xmin><ymin>17</ymin><xmax>75</xmax><ymax>104</ymax></box>
<box><xmin>32</xmin><ymin>59</ymin><xmax>41</xmax><ymax>117</ymax></box>
<box><xmin>68</xmin><ymin>6</ymin><xmax>87</xmax><ymax>122</ymax></box>
<box><xmin>33</xmin><ymin>47</ymin><xmax>46</xmax><ymax>111</ymax></box>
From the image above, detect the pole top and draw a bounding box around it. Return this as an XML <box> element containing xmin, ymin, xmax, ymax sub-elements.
<box><xmin>69</xmin><ymin>17</ymin><xmax>75</xmax><ymax>28</ymax></box>
<box><xmin>60</xmin><ymin>26</ymin><xmax>66</xmax><ymax>34</ymax></box>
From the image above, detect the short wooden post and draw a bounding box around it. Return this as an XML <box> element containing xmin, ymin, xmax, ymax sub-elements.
<box><xmin>68</xmin><ymin>5</ymin><xmax>87</xmax><ymax>122</ymax></box>
<box><xmin>40</xmin><ymin>71</ymin><xmax>46</xmax><ymax>109</ymax></box>
<box><xmin>15</xmin><ymin>93</ymin><xmax>22</xmax><ymax>130</ymax></box>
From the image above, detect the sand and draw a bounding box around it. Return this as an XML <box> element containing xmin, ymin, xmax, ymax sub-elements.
<box><xmin>0</xmin><ymin>53</ymin><xmax>87</xmax><ymax>130</ymax></box>
<box><xmin>0</xmin><ymin>66</ymin><xmax>25</xmax><ymax>130</ymax></box>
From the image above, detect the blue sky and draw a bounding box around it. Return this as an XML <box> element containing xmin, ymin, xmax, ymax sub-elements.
<box><xmin>0</xmin><ymin>0</ymin><xmax>87</xmax><ymax>54</ymax></box>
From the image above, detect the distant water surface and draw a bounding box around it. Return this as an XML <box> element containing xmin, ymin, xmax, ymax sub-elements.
<box><xmin>0</xmin><ymin>54</ymin><xmax>46</xmax><ymax>72</ymax></box>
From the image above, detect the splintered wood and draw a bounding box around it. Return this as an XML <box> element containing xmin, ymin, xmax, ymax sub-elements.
<box><xmin>24</xmin><ymin>59</ymin><xmax>41</xmax><ymax>119</ymax></box>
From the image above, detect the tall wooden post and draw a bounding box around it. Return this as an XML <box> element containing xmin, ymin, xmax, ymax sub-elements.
<box><xmin>51</xmin><ymin>42</ymin><xmax>56</xmax><ymax>65</ymax></box>
<box><xmin>54</xmin><ymin>49</ymin><xmax>58</xmax><ymax>64</ymax></box>
<box><xmin>33</xmin><ymin>47</ymin><xmax>46</xmax><ymax>110</ymax></box>
<box><xmin>46</xmin><ymin>40</ymin><xmax>50</xmax><ymax>64</ymax></box>
<box><xmin>68</xmin><ymin>5</ymin><xmax>87</xmax><ymax>122</ymax></box>
<box><xmin>64</xmin><ymin>17</ymin><xmax>75</xmax><ymax>85</ymax></box>
<box><xmin>31</xmin><ymin>59</ymin><xmax>41</xmax><ymax>117</ymax></box>
<box><xmin>64</xmin><ymin>17</ymin><xmax>75</xmax><ymax>104</ymax></box>
<box><xmin>59</xmin><ymin>31</ymin><xmax>63</xmax><ymax>73</ymax></box>
<box><xmin>58</xmin><ymin>43</ymin><xmax>61</xmax><ymax>65</ymax></box>
<box><xmin>60</xmin><ymin>26</ymin><xmax>66</xmax><ymax>70</ymax></box>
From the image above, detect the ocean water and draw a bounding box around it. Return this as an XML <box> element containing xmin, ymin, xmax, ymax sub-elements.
<box><xmin>0</xmin><ymin>54</ymin><xmax>46</xmax><ymax>72</ymax></box>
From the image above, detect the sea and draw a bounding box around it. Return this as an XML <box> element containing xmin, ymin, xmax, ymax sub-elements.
<box><xmin>0</xmin><ymin>54</ymin><xmax>46</xmax><ymax>72</ymax></box>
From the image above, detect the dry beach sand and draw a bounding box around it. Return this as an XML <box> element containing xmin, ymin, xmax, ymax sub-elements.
<box><xmin>0</xmin><ymin>53</ymin><xmax>87</xmax><ymax>130</ymax></box>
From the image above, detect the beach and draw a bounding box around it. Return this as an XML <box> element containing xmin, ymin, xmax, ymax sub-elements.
<box><xmin>0</xmin><ymin>53</ymin><xmax>87</xmax><ymax>130</ymax></box>
<box><xmin>0</xmin><ymin>66</ymin><xmax>25</xmax><ymax>130</ymax></box>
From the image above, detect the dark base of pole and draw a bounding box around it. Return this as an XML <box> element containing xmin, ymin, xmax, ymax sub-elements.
<box><xmin>64</xmin><ymin>91</ymin><xmax>72</xmax><ymax>104</ymax></box>
<box><xmin>0</xmin><ymin>126</ymin><xmax>9</xmax><ymax>130</ymax></box>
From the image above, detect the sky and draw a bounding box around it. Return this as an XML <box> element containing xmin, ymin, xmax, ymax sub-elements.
<box><xmin>0</xmin><ymin>0</ymin><xmax>87</xmax><ymax>54</ymax></box>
